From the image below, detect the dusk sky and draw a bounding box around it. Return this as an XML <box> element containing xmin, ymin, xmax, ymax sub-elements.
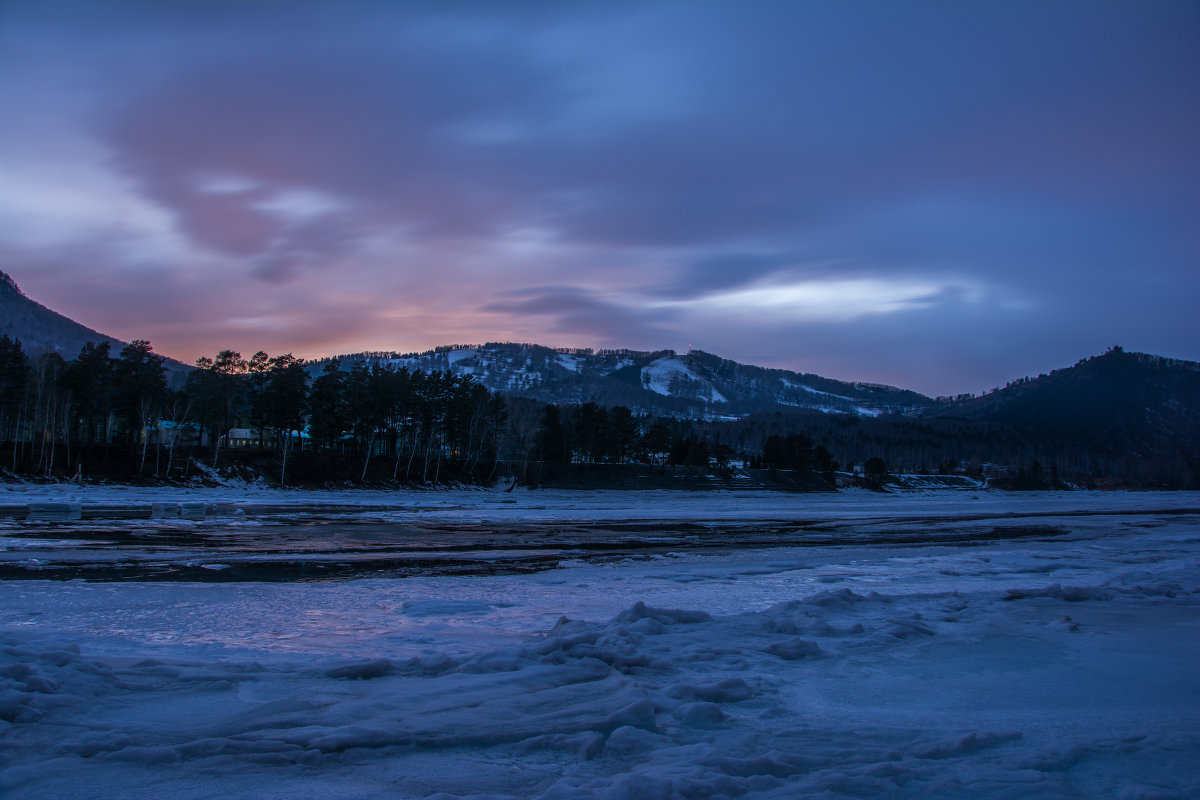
<box><xmin>1</xmin><ymin>1</ymin><xmax>1196</xmax><ymax>396</ymax></box>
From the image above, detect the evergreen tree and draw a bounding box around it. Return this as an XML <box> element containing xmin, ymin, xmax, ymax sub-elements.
<box><xmin>685</xmin><ymin>436</ymin><xmax>710</xmax><ymax>467</ymax></box>
<box><xmin>261</xmin><ymin>353</ymin><xmax>308</xmax><ymax>485</ymax></box>
<box><xmin>211</xmin><ymin>350</ymin><xmax>248</xmax><ymax>436</ymax></box>
<box><xmin>760</xmin><ymin>433</ymin><xmax>814</xmax><ymax>472</ymax></box>
<box><xmin>863</xmin><ymin>456</ymin><xmax>889</xmax><ymax>487</ymax></box>
<box><xmin>641</xmin><ymin>419</ymin><xmax>672</xmax><ymax>465</ymax></box>
<box><xmin>245</xmin><ymin>351</ymin><xmax>271</xmax><ymax>448</ymax></box>
<box><xmin>669</xmin><ymin>434</ymin><xmax>711</xmax><ymax>467</ymax></box>
<box><xmin>262</xmin><ymin>354</ymin><xmax>309</xmax><ymax>446</ymax></box>
<box><xmin>1029</xmin><ymin>459</ymin><xmax>1046</xmax><ymax>490</ymax></box>
<box><xmin>535</xmin><ymin>404</ymin><xmax>569</xmax><ymax>466</ymax></box>
<box><xmin>186</xmin><ymin>349</ymin><xmax>248</xmax><ymax>464</ymax></box>
<box><xmin>112</xmin><ymin>340</ymin><xmax>167</xmax><ymax>471</ymax></box>
<box><xmin>0</xmin><ymin>335</ymin><xmax>30</xmax><ymax>450</ymax></box>
<box><xmin>605</xmin><ymin>406</ymin><xmax>637</xmax><ymax>464</ymax></box>
<box><xmin>61</xmin><ymin>341</ymin><xmax>113</xmax><ymax>446</ymax></box>
<box><xmin>814</xmin><ymin>444</ymin><xmax>838</xmax><ymax>484</ymax></box>
<box><xmin>308</xmin><ymin>357</ymin><xmax>347</xmax><ymax>452</ymax></box>
<box><xmin>574</xmin><ymin>402</ymin><xmax>608</xmax><ymax>463</ymax></box>
<box><xmin>345</xmin><ymin>361</ymin><xmax>393</xmax><ymax>480</ymax></box>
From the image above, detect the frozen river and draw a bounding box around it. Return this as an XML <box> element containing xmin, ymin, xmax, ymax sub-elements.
<box><xmin>2</xmin><ymin>487</ymin><xmax>1198</xmax><ymax>798</ymax></box>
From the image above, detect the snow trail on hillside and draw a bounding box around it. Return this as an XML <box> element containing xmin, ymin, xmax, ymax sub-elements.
<box><xmin>642</xmin><ymin>357</ymin><xmax>726</xmax><ymax>403</ymax></box>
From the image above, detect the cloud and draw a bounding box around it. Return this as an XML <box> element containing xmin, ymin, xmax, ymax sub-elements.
<box><xmin>481</xmin><ymin>287</ymin><xmax>676</xmax><ymax>347</ymax></box>
<box><xmin>88</xmin><ymin>1</ymin><xmax>1200</xmax><ymax>266</ymax></box>
<box><xmin>661</xmin><ymin>277</ymin><xmax>989</xmax><ymax>322</ymax></box>
<box><xmin>0</xmin><ymin>1</ymin><xmax>1196</xmax><ymax>394</ymax></box>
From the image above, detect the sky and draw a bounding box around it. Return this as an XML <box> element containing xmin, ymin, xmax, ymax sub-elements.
<box><xmin>0</xmin><ymin>1</ymin><xmax>1197</xmax><ymax>397</ymax></box>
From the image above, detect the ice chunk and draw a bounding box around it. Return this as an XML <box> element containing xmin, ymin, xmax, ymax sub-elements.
<box><xmin>1004</xmin><ymin>584</ymin><xmax>1114</xmax><ymax>602</ymax></box>
<box><xmin>324</xmin><ymin>659</ymin><xmax>395</xmax><ymax>679</ymax></box>
<box><xmin>674</xmin><ymin>701</ymin><xmax>725</xmax><ymax>727</ymax></box>
<box><xmin>666</xmin><ymin>677</ymin><xmax>753</xmax><ymax>703</ymax></box>
<box><xmin>764</xmin><ymin>638</ymin><xmax>824</xmax><ymax>660</ymax></box>
<box><xmin>615</xmin><ymin>601</ymin><xmax>711</xmax><ymax>625</ymax></box>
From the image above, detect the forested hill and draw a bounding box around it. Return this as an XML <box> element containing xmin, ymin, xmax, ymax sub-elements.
<box><xmin>1</xmin><ymin>270</ymin><xmax>126</xmax><ymax>359</ymax></box>
<box><xmin>929</xmin><ymin>347</ymin><xmax>1200</xmax><ymax>458</ymax></box>
<box><xmin>2</xmin><ymin>271</ymin><xmax>1198</xmax><ymax>487</ymax></box>
<box><xmin>0</xmin><ymin>270</ymin><xmax>189</xmax><ymax>373</ymax></box>
<box><xmin>316</xmin><ymin>342</ymin><xmax>932</xmax><ymax>419</ymax></box>
<box><xmin>4</xmin><ymin>266</ymin><xmax>1198</xmax><ymax>468</ymax></box>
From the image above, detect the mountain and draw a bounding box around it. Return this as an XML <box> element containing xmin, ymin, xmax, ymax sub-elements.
<box><xmin>315</xmin><ymin>342</ymin><xmax>933</xmax><ymax>418</ymax></box>
<box><xmin>0</xmin><ymin>270</ymin><xmax>932</xmax><ymax>418</ymax></box>
<box><xmin>6</xmin><ymin>267</ymin><xmax>1196</xmax><ymax>449</ymax></box>
<box><xmin>929</xmin><ymin>347</ymin><xmax>1200</xmax><ymax>457</ymax></box>
<box><xmin>1</xmin><ymin>270</ymin><xmax>128</xmax><ymax>357</ymax></box>
<box><xmin>0</xmin><ymin>269</ymin><xmax>189</xmax><ymax>372</ymax></box>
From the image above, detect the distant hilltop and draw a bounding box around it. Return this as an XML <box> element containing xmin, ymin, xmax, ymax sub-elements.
<box><xmin>0</xmin><ymin>269</ymin><xmax>192</xmax><ymax>374</ymax></box>
<box><xmin>311</xmin><ymin>342</ymin><xmax>931</xmax><ymax>419</ymax></box>
<box><xmin>0</xmin><ymin>270</ymin><xmax>21</xmax><ymax>297</ymax></box>
<box><xmin>1</xmin><ymin>268</ymin><xmax>126</xmax><ymax>360</ymax></box>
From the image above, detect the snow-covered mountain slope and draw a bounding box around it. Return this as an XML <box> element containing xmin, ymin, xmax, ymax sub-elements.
<box><xmin>314</xmin><ymin>342</ymin><xmax>931</xmax><ymax>418</ymax></box>
<box><xmin>641</xmin><ymin>357</ymin><xmax>726</xmax><ymax>404</ymax></box>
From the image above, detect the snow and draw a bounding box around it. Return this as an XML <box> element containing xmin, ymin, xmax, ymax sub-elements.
<box><xmin>643</xmin><ymin>356</ymin><xmax>690</xmax><ymax>396</ymax></box>
<box><xmin>641</xmin><ymin>357</ymin><xmax>726</xmax><ymax>403</ymax></box>
<box><xmin>556</xmin><ymin>354</ymin><xmax>582</xmax><ymax>373</ymax></box>
<box><xmin>602</xmin><ymin>358</ymin><xmax>634</xmax><ymax>375</ymax></box>
<box><xmin>2</xmin><ymin>488</ymin><xmax>1199</xmax><ymax>799</ymax></box>
<box><xmin>445</xmin><ymin>348</ymin><xmax>476</xmax><ymax>365</ymax></box>
<box><xmin>777</xmin><ymin>381</ymin><xmax>888</xmax><ymax>416</ymax></box>
<box><xmin>781</xmin><ymin>379</ymin><xmax>854</xmax><ymax>402</ymax></box>
<box><xmin>780</xmin><ymin>401</ymin><xmax>856</xmax><ymax>415</ymax></box>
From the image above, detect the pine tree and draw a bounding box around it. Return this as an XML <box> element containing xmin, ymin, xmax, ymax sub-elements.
<box><xmin>261</xmin><ymin>354</ymin><xmax>308</xmax><ymax>485</ymax></box>
<box><xmin>0</xmin><ymin>336</ymin><xmax>31</xmax><ymax>456</ymax></box>
<box><xmin>308</xmin><ymin>358</ymin><xmax>347</xmax><ymax>452</ymax></box>
<box><xmin>113</xmin><ymin>340</ymin><xmax>167</xmax><ymax>471</ymax></box>
<box><xmin>535</xmin><ymin>404</ymin><xmax>569</xmax><ymax>466</ymax></box>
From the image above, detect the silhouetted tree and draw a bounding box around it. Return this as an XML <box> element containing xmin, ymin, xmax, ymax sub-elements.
<box><xmin>261</xmin><ymin>353</ymin><xmax>308</xmax><ymax>485</ymax></box>
<box><xmin>245</xmin><ymin>351</ymin><xmax>271</xmax><ymax>448</ymax></box>
<box><xmin>61</xmin><ymin>341</ymin><xmax>113</xmax><ymax>448</ymax></box>
<box><xmin>760</xmin><ymin>433</ymin><xmax>814</xmax><ymax>472</ymax></box>
<box><xmin>308</xmin><ymin>357</ymin><xmax>347</xmax><ymax>453</ymax></box>
<box><xmin>641</xmin><ymin>419</ymin><xmax>672</xmax><ymax>465</ymax></box>
<box><xmin>186</xmin><ymin>349</ymin><xmax>247</xmax><ymax>467</ymax></box>
<box><xmin>863</xmin><ymin>456</ymin><xmax>889</xmax><ymax>488</ymax></box>
<box><xmin>814</xmin><ymin>444</ymin><xmax>838</xmax><ymax>484</ymax></box>
<box><xmin>535</xmin><ymin>404</ymin><xmax>569</xmax><ymax>468</ymax></box>
<box><xmin>605</xmin><ymin>406</ymin><xmax>637</xmax><ymax>464</ymax></box>
<box><xmin>113</xmin><ymin>340</ymin><xmax>167</xmax><ymax>472</ymax></box>
<box><xmin>0</xmin><ymin>336</ymin><xmax>31</xmax><ymax>464</ymax></box>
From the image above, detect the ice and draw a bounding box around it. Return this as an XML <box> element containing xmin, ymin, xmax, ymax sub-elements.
<box><xmin>1</xmin><ymin>490</ymin><xmax>1198</xmax><ymax>798</ymax></box>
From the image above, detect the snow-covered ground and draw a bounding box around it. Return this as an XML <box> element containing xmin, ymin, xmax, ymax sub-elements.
<box><xmin>2</xmin><ymin>489</ymin><xmax>1198</xmax><ymax>799</ymax></box>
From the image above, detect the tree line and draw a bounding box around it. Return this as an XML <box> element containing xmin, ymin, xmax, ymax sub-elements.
<box><xmin>1</xmin><ymin>336</ymin><xmax>860</xmax><ymax>487</ymax></box>
<box><xmin>4</xmin><ymin>334</ymin><xmax>1190</xmax><ymax>488</ymax></box>
<box><xmin>1</xmin><ymin>336</ymin><xmax>175</xmax><ymax>479</ymax></box>
<box><xmin>0</xmin><ymin>336</ymin><xmax>514</xmax><ymax>485</ymax></box>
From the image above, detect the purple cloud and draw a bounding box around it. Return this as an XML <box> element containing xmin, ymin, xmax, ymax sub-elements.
<box><xmin>0</xmin><ymin>1</ymin><xmax>1196</xmax><ymax>394</ymax></box>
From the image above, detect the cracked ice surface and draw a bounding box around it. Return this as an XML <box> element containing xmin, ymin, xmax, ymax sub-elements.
<box><xmin>1</xmin><ymin>489</ymin><xmax>1198</xmax><ymax>799</ymax></box>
